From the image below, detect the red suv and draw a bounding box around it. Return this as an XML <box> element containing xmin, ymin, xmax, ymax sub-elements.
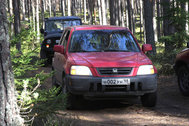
<box><xmin>52</xmin><ymin>25</ymin><xmax>157</xmax><ymax>109</ymax></box>
<box><xmin>174</xmin><ymin>43</ymin><xmax>189</xmax><ymax>96</ymax></box>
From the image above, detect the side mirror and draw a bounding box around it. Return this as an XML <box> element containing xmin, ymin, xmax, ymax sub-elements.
<box><xmin>187</xmin><ymin>42</ymin><xmax>189</xmax><ymax>48</ymax></box>
<box><xmin>53</xmin><ymin>45</ymin><xmax>64</xmax><ymax>54</ymax></box>
<box><xmin>142</xmin><ymin>44</ymin><xmax>152</xmax><ymax>53</ymax></box>
<box><xmin>40</xmin><ymin>28</ymin><xmax>44</xmax><ymax>34</ymax></box>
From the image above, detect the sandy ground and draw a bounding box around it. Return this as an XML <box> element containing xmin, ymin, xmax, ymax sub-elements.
<box><xmin>40</xmin><ymin>66</ymin><xmax>189</xmax><ymax>126</ymax></box>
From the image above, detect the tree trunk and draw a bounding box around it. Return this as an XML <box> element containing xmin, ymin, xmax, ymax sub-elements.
<box><xmin>143</xmin><ymin>0</ymin><xmax>156</xmax><ymax>54</ymax></box>
<box><xmin>27</xmin><ymin>0</ymin><xmax>31</xmax><ymax>23</ymax></box>
<box><xmin>125</xmin><ymin>1</ymin><xmax>129</xmax><ymax>27</ymax></box>
<box><xmin>41</xmin><ymin>0</ymin><xmax>45</xmax><ymax>28</ymax></box>
<box><xmin>153</xmin><ymin>1</ymin><xmax>158</xmax><ymax>42</ymax></box>
<box><xmin>162</xmin><ymin>0</ymin><xmax>174</xmax><ymax>52</ymax></box>
<box><xmin>98</xmin><ymin>0</ymin><xmax>102</xmax><ymax>25</ymax></box>
<box><xmin>88</xmin><ymin>0</ymin><xmax>95</xmax><ymax>25</ymax></box>
<box><xmin>48</xmin><ymin>0</ymin><xmax>52</xmax><ymax>17</ymax></box>
<box><xmin>61</xmin><ymin>0</ymin><xmax>65</xmax><ymax>16</ymax></box>
<box><xmin>118</xmin><ymin>0</ymin><xmax>122</xmax><ymax>26</ymax></box>
<box><xmin>22</xmin><ymin>0</ymin><xmax>26</xmax><ymax>21</ymax></box>
<box><xmin>0</xmin><ymin>0</ymin><xmax>24</xmax><ymax>125</ymax></box>
<box><xmin>127</xmin><ymin>0</ymin><xmax>132</xmax><ymax>32</ymax></box>
<box><xmin>157</xmin><ymin>0</ymin><xmax>161</xmax><ymax>39</ymax></box>
<box><xmin>13</xmin><ymin>0</ymin><xmax>21</xmax><ymax>51</ymax></box>
<box><xmin>32</xmin><ymin>0</ymin><xmax>36</xmax><ymax>31</ymax></box>
<box><xmin>139</xmin><ymin>0</ymin><xmax>144</xmax><ymax>43</ymax></box>
<box><xmin>101</xmin><ymin>0</ymin><xmax>107</xmax><ymax>25</ymax></box>
<box><xmin>109</xmin><ymin>0</ymin><xmax>115</xmax><ymax>25</ymax></box>
<box><xmin>36</xmin><ymin>0</ymin><xmax>40</xmax><ymax>42</ymax></box>
<box><xmin>115</xmin><ymin>0</ymin><xmax>119</xmax><ymax>25</ymax></box>
<box><xmin>186</xmin><ymin>1</ymin><xmax>189</xmax><ymax>33</ymax></box>
<box><xmin>83</xmin><ymin>0</ymin><xmax>87</xmax><ymax>22</ymax></box>
<box><xmin>52</xmin><ymin>0</ymin><xmax>56</xmax><ymax>16</ymax></box>
<box><xmin>131</xmin><ymin>0</ymin><xmax>135</xmax><ymax>34</ymax></box>
<box><xmin>68</xmin><ymin>0</ymin><xmax>71</xmax><ymax>16</ymax></box>
<box><xmin>9</xmin><ymin>0</ymin><xmax>14</xmax><ymax>38</ymax></box>
<box><xmin>121</xmin><ymin>0</ymin><xmax>125</xmax><ymax>27</ymax></box>
<box><xmin>71</xmin><ymin>0</ymin><xmax>76</xmax><ymax>16</ymax></box>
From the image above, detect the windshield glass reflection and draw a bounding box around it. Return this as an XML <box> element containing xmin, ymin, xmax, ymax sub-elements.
<box><xmin>45</xmin><ymin>20</ymin><xmax>81</xmax><ymax>32</ymax></box>
<box><xmin>69</xmin><ymin>30</ymin><xmax>140</xmax><ymax>52</ymax></box>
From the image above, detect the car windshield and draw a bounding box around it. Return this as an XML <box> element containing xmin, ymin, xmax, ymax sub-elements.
<box><xmin>69</xmin><ymin>30</ymin><xmax>140</xmax><ymax>52</ymax></box>
<box><xmin>45</xmin><ymin>20</ymin><xmax>81</xmax><ymax>32</ymax></box>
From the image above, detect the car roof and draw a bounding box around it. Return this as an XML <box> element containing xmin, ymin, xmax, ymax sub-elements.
<box><xmin>46</xmin><ymin>16</ymin><xmax>81</xmax><ymax>21</ymax></box>
<box><xmin>69</xmin><ymin>25</ymin><xmax>129</xmax><ymax>31</ymax></box>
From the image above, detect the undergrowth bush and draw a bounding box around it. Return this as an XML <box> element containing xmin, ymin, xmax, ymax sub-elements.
<box><xmin>149</xmin><ymin>47</ymin><xmax>183</xmax><ymax>75</ymax></box>
<box><xmin>10</xmin><ymin>25</ymin><xmax>67</xmax><ymax>125</ymax></box>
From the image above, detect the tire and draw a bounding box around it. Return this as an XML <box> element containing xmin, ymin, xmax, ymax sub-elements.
<box><xmin>52</xmin><ymin>68</ymin><xmax>62</xmax><ymax>96</ymax></box>
<box><xmin>141</xmin><ymin>92</ymin><xmax>157</xmax><ymax>107</ymax></box>
<box><xmin>40</xmin><ymin>50</ymin><xmax>48</xmax><ymax>66</ymax></box>
<box><xmin>62</xmin><ymin>76</ymin><xmax>77</xmax><ymax>109</ymax></box>
<box><xmin>52</xmin><ymin>68</ymin><xmax>59</xmax><ymax>88</ymax></box>
<box><xmin>177</xmin><ymin>66</ymin><xmax>189</xmax><ymax>96</ymax></box>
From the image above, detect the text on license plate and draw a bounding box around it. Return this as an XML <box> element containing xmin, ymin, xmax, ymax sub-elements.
<box><xmin>102</xmin><ymin>78</ymin><xmax>130</xmax><ymax>85</ymax></box>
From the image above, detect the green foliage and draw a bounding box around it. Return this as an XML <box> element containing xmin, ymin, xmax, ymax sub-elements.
<box><xmin>41</xmin><ymin>114</ymin><xmax>73</xmax><ymax>126</ymax></box>
<box><xmin>10</xmin><ymin>24</ymin><xmax>67</xmax><ymax>125</ymax></box>
<box><xmin>159</xmin><ymin>0</ymin><xmax>189</xmax><ymax>49</ymax></box>
<box><xmin>149</xmin><ymin>46</ymin><xmax>184</xmax><ymax>75</ymax></box>
<box><xmin>154</xmin><ymin>0</ymin><xmax>189</xmax><ymax>75</ymax></box>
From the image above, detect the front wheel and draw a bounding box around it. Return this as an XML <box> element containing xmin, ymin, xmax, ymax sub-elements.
<box><xmin>62</xmin><ymin>76</ymin><xmax>77</xmax><ymax>109</ymax></box>
<box><xmin>40</xmin><ymin>50</ymin><xmax>48</xmax><ymax>66</ymax></box>
<box><xmin>141</xmin><ymin>92</ymin><xmax>157</xmax><ymax>107</ymax></box>
<box><xmin>177</xmin><ymin>66</ymin><xmax>189</xmax><ymax>96</ymax></box>
<box><xmin>52</xmin><ymin>68</ymin><xmax>59</xmax><ymax>88</ymax></box>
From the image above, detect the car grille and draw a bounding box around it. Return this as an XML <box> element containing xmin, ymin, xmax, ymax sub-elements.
<box><xmin>97</xmin><ymin>67</ymin><xmax>132</xmax><ymax>75</ymax></box>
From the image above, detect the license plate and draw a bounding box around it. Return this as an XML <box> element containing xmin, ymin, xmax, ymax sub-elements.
<box><xmin>102</xmin><ymin>78</ymin><xmax>130</xmax><ymax>85</ymax></box>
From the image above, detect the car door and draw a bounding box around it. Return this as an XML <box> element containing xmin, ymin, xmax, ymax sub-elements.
<box><xmin>55</xmin><ymin>29</ymin><xmax>70</xmax><ymax>83</ymax></box>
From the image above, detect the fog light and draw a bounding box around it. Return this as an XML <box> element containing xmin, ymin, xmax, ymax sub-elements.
<box><xmin>46</xmin><ymin>44</ymin><xmax>50</xmax><ymax>48</ymax></box>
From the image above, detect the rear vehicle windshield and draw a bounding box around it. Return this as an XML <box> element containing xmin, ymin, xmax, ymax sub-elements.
<box><xmin>69</xmin><ymin>30</ymin><xmax>140</xmax><ymax>52</ymax></box>
<box><xmin>45</xmin><ymin>20</ymin><xmax>81</xmax><ymax>32</ymax></box>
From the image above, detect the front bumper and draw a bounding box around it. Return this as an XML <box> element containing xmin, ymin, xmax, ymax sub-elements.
<box><xmin>66</xmin><ymin>74</ymin><xmax>157</xmax><ymax>99</ymax></box>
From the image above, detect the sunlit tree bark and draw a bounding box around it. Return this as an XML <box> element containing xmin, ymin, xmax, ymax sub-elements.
<box><xmin>0</xmin><ymin>0</ymin><xmax>24</xmax><ymax>125</ymax></box>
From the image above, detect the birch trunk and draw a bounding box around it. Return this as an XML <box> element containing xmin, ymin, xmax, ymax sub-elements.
<box><xmin>101</xmin><ymin>0</ymin><xmax>107</xmax><ymax>25</ymax></box>
<box><xmin>9</xmin><ymin>0</ymin><xmax>14</xmax><ymax>37</ymax></box>
<box><xmin>186</xmin><ymin>2</ymin><xmax>189</xmax><ymax>33</ymax></box>
<box><xmin>68</xmin><ymin>0</ymin><xmax>71</xmax><ymax>16</ymax></box>
<box><xmin>61</xmin><ymin>0</ymin><xmax>65</xmax><ymax>16</ymax></box>
<box><xmin>22</xmin><ymin>0</ymin><xmax>26</xmax><ymax>20</ymax></box>
<box><xmin>32</xmin><ymin>0</ymin><xmax>36</xmax><ymax>31</ymax></box>
<box><xmin>48</xmin><ymin>0</ymin><xmax>52</xmax><ymax>17</ymax></box>
<box><xmin>84</xmin><ymin>0</ymin><xmax>87</xmax><ymax>22</ymax></box>
<box><xmin>98</xmin><ymin>0</ymin><xmax>102</xmax><ymax>25</ymax></box>
<box><xmin>36</xmin><ymin>0</ymin><xmax>40</xmax><ymax>42</ymax></box>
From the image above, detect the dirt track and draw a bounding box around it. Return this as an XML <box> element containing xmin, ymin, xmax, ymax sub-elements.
<box><xmin>41</xmin><ymin>66</ymin><xmax>189</xmax><ymax>126</ymax></box>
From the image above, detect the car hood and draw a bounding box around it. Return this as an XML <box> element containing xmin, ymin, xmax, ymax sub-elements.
<box><xmin>70</xmin><ymin>52</ymin><xmax>152</xmax><ymax>68</ymax></box>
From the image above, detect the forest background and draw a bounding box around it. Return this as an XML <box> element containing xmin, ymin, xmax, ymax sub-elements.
<box><xmin>1</xmin><ymin>0</ymin><xmax>189</xmax><ymax>125</ymax></box>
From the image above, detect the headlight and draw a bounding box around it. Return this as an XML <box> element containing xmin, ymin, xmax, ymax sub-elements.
<box><xmin>137</xmin><ymin>65</ymin><xmax>155</xmax><ymax>75</ymax></box>
<box><xmin>70</xmin><ymin>66</ymin><xmax>92</xmax><ymax>76</ymax></box>
<box><xmin>47</xmin><ymin>39</ymin><xmax>51</xmax><ymax>44</ymax></box>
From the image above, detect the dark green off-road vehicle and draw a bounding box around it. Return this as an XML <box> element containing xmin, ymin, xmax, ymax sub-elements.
<box><xmin>40</xmin><ymin>16</ymin><xmax>82</xmax><ymax>65</ymax></box>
